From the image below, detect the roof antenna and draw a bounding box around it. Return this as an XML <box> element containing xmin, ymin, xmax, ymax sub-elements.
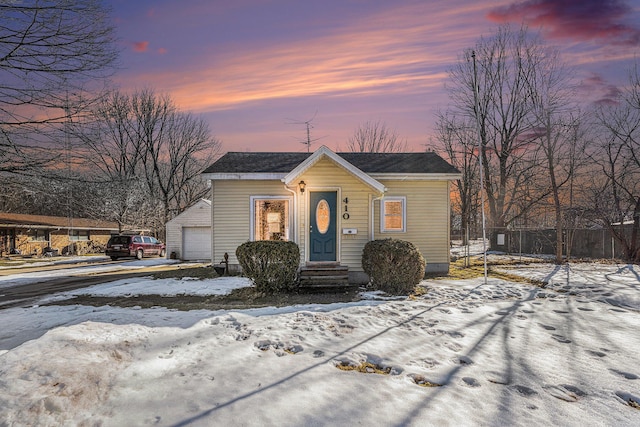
<box><xmin>286</xmin><ymin>111</ymin><xmax>326</xmax><ymax>152</ymax></box>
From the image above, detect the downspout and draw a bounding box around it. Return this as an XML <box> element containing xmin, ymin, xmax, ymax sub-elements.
<box><xmin>210</xmin><ymin>180</ymin><xmax>215</xmax><ymax>266</ymax></box>
<box><xmin>284</xmin><ymin>184</ymin><xmax>297</xmax><ymax>244</ymax></box>
<box><xmin>284</xmin><ymin>184</ymin><xmax>300</xmax><ymax>268</ymax></box>
<box><xmin>370</xmin><ymin>193</ymin><xmax>385</xmax><ymax>241</ymax></box>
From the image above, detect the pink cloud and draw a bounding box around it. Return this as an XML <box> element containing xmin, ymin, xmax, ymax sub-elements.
<box><xmin>577</xmin><ymin>73</ymin><xmax>623</xmax><ymax>105</ymax></box>
<box><xmin>132</xmin><ymin>41</ymin><xmax>149</xmax><ymax>52</ymax></box>
<box><xmin>157</xmin><ymin>47</ymin><xmax>168</xmax><ymax>55</ymax></box>
<box><xmin>488</xmin><ymin>0</ymin><xmax>640</xmax><ymax>46</ymax></box>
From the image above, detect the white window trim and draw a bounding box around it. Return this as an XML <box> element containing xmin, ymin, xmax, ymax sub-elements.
<box><xmin>250</xmin><ymin>196</ymin><xmax>293</xmax><ymax>241</ymax></box>
<box><xmin>380</xmin><ymin>196</ymin><xmax>406</xmax><ymax>233</ymax></box>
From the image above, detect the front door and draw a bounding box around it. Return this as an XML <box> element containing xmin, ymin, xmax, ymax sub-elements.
<box><xmin>309</xmin><ymin>191</ymin><xmax>337</xmax><ymax>262</ymax></box>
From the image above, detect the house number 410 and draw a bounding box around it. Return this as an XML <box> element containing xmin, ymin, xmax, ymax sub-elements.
<box><xmin>343</xmin><ymin>197</ymin><xmax>349</xmax><ymax>220</ymax></box>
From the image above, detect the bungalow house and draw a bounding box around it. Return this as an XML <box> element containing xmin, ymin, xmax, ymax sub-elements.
<box><xmin>201</xmin><ymin>145</ymin><xmax>461</xmax><ymax>284</ymax></box>
<box><xmin>0</xmin><ymin>212</ymin><xmax>120</xmax><ymax>256</ymax></box>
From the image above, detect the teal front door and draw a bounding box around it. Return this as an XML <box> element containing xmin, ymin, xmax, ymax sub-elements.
<box><xmin>309</xmin><ymin>191</ymin><xmax>337</xmax><ymax>262</ymax></box>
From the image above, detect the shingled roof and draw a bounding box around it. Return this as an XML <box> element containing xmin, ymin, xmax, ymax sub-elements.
<box><xmin>0</xmin><ymin>212</ymin><xmax>119</xmax><ymax>230</ymax></box>
<box><xmin>203</xmin><ymin>151</ymin><xmax>459</xmax><ymax>175</ymax></box>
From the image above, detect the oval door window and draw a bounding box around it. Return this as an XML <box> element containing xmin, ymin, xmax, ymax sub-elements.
<box><xmin>316</xmin><ymin>199</ymin><xmax>330</xmax><ymax>234</ymax></box>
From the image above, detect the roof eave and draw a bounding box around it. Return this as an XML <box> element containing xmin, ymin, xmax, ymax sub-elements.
<box><xmin>370</xmin><ymin>173</ymin><xmax>462</xmax><ymax>181</ymax></box>
<box><xmin>202</xmin><ymin>172</ymin><xmax>287</xmax><ymax>181</ymax></box>
<box><xmin>0</xmin><ymin>223</ymin><xmax>119</xmax><ymax>231</ymax></box>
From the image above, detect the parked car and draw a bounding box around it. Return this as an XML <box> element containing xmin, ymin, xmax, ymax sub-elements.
<box><xmin>105</xmin><ymin>235</ymin><xmax>166</xmax><ymax>261</ymax></box>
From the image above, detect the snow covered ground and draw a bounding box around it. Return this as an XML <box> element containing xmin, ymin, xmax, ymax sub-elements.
<box><xmin>0</xmin><ymin>257</ymin><xmax>184</xmax><ymax>290</ymax></box>
<box><xmin>1</xmin><ymin>259</ymin><xmax>639</xmax><ymax>426</ymax></box>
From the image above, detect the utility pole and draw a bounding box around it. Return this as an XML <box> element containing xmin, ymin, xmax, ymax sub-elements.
<box><xmin>472</xmin><ymin>51</ymin><xmax>488</xmax><ymax>285</ymax></box>
<box><xmin>65</xmin><ymin>91</ymin><xmax>74</xmax><ymax>256</ymax></box>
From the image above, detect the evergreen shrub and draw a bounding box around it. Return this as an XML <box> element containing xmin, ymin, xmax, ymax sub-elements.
<box><xmin>236</xmin><ymin>240</ymin><xmax>300</xmax><ymax>294</ymax></box>
<box><xmin>362</xmin><ymin>239</ymin><xmax>426</xmax><ymax>295</ymax></box>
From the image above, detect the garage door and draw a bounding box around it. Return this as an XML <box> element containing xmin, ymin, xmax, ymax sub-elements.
<box><xmin>182</xmin><ymin>227</ymin><xmax>211</xmax><ymax>260</ymax></box>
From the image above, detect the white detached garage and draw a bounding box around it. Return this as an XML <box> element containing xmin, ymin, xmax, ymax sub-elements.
<box><xmin>165</xmin><ymin>199</ymin><xmax>211</xmax><ymax>261</ymax></box>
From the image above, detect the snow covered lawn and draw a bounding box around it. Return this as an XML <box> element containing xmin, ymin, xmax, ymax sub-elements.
<box><xmin>1</xmin><ymin>261</ymin><xmax>639</xmax><ymax>426</ymax></box>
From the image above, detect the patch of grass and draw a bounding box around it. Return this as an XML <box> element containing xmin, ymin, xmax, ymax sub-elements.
<box><xmin>336</xmin><ymin>361</ymin><xmax>391</xmax><ymax>375</ymax></box>
<box><xmin>408</xmin><ymin>286</ymin><xmax>428</xmax><ymax>299</ymax></box>
<box><xmin>426</xmin><ymin>257</ymin><xmax>546</xmax><ymax>286</ymax></box>
<box><xmin>152</xmin><ymin>265</ymin><xmax>219</xmax><ymax>280</ymax></box>
<box><xmin>409</xmin><ymin>374</ymin><xmax>442</xmax><ymax>387</ymax></box>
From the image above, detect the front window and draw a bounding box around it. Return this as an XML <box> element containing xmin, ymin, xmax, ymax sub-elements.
<box><xmin>381</xmin><ymin>197</ymin><xmax>406</xmax><ymax>232</ymax></box>
<box><xmin>252</xmin><ymin>197</ymin><xmax>290</xmax><ymax>241</ymax></box>
<box><xmin>70</xmin><ymin>230</ymin><xmax>90</xmax><ymax>241</ymax></box>
<box><xmin>29</xmin><ymin>229</ymin><xmax>49</xmax><ymax>242</ymax></box>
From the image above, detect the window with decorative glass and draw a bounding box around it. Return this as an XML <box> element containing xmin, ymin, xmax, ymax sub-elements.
<box><xmin>381</xmin><ymin>197</ymin><xmax>406</xmax><ymax>232</ymax></box>
<box><xmin>252</xmin><ymin>198</ymin><xmax>290</xmax><ymax>241</ymax></box>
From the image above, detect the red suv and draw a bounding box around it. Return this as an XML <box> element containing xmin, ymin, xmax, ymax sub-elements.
<box><xmin>105</xmin><ymin>235</ymin><xmax>166</xmax><ymax>261</ymax></box>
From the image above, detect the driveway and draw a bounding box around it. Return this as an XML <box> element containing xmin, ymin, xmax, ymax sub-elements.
<box><xmin>0</xmin><ymin>257</ymin><xmax>189</xmax><ymax>310</ymax></box>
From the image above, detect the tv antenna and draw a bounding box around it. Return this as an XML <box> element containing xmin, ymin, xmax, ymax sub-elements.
<box><xmin>286</xmin><ymin>112</ymin><xmax>326</xmax><ymax>152</ymax></box>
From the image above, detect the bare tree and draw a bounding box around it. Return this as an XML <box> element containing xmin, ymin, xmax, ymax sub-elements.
<box><xmin>445</xmin><ymin>25</ymin><xmax>562</xmax><ymax>244</ymax></box>
<box><xmin>71</xmin><ymin>91</ymin><xmax>145</xmax><ymax>231</ymax></box>
<box><xmin>433</xmin><ymin>113</ymin><xmax>480</xmax><ymax>246</ymax></box>
<box><xmin>347</xmin><ymin>120</ymin><xmax>407</xmax><ymax>153</ymax></box>
<box><xmin>524</xmin><ymin>46</ymin><xmax>584</xmax><ymax>263</ymax></box>
<box><xmin>74</xmin><ymin>89</ymin><xmax>221</xmax><ymax>237</ymax></box>
<box><xmin>130</xmin><ymin>90</ymin><xmax>221</xmax><ymax>234</ymax></box>
<box><xmin>591</xmin><ymin>63</ymin><xmax>640</xmax><ymax>261</ymax></box>
<box><xmin>0</xmin><ymin>0</ymin><xmax>118</xmax><ymax>173</ymax></box>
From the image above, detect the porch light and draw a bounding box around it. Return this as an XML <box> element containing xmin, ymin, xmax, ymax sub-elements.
<box><xmin>298</xmin><ymin>180</ymin><xmax>306</xmax><ymax>193</ymax></box>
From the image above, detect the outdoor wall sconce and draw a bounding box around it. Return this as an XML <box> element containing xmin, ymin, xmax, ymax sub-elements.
<box><xmin>299</xmin><ymin>180</ymin><xmax>306</xmax><ymax>193</ymax></box>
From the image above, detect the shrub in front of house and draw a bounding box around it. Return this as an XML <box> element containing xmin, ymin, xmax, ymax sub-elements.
<box><xmin>362</xmin><ymin>238</ymin><xmax>426</xmax><ymax>295</ymax></box>
<box><xmin>236</xmin><ymin>240</ymin><xmax>300</xmax><ymax>294</ymax></box>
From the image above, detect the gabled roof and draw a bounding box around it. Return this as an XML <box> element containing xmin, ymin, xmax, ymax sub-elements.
<box><xmin>0</xmin><ymin>212</ymin><xmax>120</xmax><ymax>231</ymax></box>
<box><xmin>283</xmin><ymin>146</ymin><xmax>385</xmax><ymax>193</ymax></box>
<box><xmin>202</xmin><ymin>148</ymin><xmax>460</xmax><ymax>175</ymax></box>
<box><xmin>166</xmin><ymin>199</ymin><xmax>211</xmax><ymax>225</ymax></box>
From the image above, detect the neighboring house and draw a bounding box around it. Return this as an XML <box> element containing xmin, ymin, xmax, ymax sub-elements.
<box><xmin>0</xmin><ymin>212</ymin><xmax>120</xmax><ymax>256</ymax></box>
<box><xmin>201</xmin><ymin>145</ymin><xmax>461</xmax><ymax>284</ymax></box>
<box><xmin>165</xmin><ymin>199</ymin><xmax>212</xmax><ymax>261</ymax></box>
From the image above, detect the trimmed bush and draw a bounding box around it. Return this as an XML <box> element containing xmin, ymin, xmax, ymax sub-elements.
<box><xmin>236</xmin><ymin>240</ymin><xmax>300</xmax><ymax>294</ymax></box>
<box><xmin>362</xmin><ymin>239</ymin><xmax>426</xmax><ymax>295</ymax></box>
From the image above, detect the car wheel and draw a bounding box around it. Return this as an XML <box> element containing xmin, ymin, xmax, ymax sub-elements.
<box><xmin>160</xmin><ymin>248</ymin><xmax>166</xmax><ymax>257</ymax></box>
<box><xmin>110</xmin><ymin>256</ymin><xmax>118</xmax><ymax>261</ymax></box>
<box><xmin>136</xmin><ymin>249</ymin><xmax>143</xmax><ymax>260</ymax></box>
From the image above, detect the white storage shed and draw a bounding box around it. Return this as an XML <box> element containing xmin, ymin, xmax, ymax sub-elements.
<box><xmin>165</xmin><ymin>199</ymin><xmax>212</xmax><ymax>261</ymax></box>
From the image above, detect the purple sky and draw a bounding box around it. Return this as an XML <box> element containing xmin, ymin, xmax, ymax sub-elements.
<box><xmin>108</xmin><ymin>0</ymin><xmax>640</xmax><ymax>153</ymax></box>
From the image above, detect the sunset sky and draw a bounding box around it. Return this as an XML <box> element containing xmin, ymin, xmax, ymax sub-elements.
<box><xmin>107</xmin><ymin>0</ymin><xmax>640</xmax><ymax>153</ymax></box>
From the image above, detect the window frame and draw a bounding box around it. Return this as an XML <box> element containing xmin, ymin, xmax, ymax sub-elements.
<box><xmin>380</xmin><ymin>196</ymin><xmax>407</xmax><ymax>233</ymax></box>
<box><xmin>250</xmin><ymin>196</ymin><xmax>293</xmax><ymax>242</ymax></box>
<box><xmin>29</xmin><ymin>229</ymin><xmax>49</xmax><ymax>242</ymax></box>
<box><xmin>69</xmin><ymin>229</ymin><xmax>90</xmax><ymax>241</ymax></box>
